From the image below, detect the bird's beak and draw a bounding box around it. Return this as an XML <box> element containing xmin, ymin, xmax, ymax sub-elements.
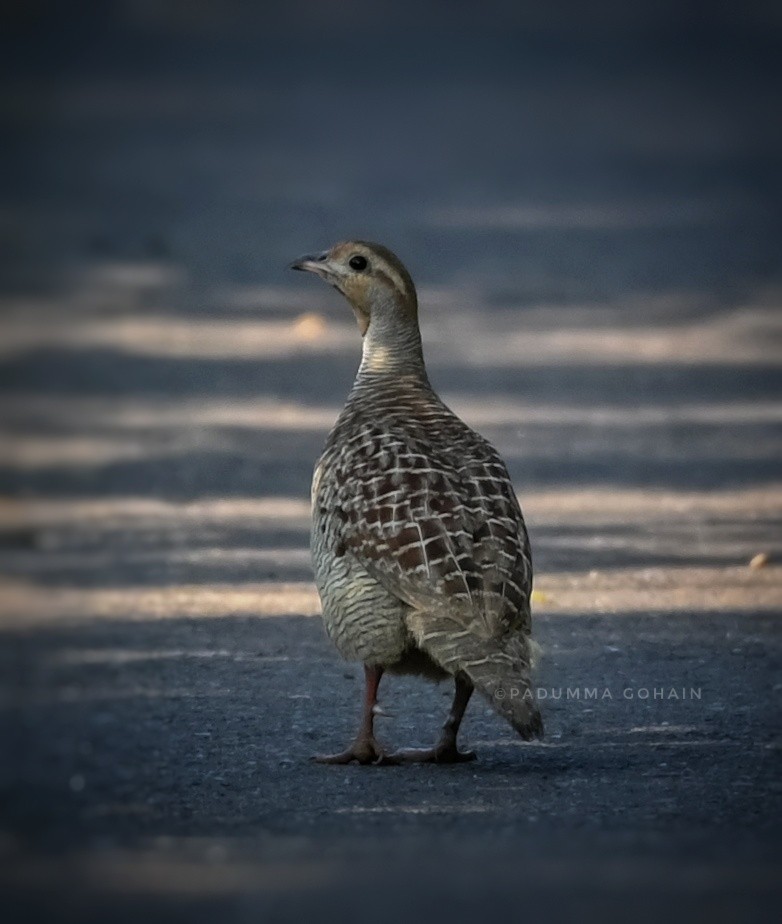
<box><xmin>289</xmin><ymin>253</ymin><xmax>328</xmax><ymax>275</ymax></box>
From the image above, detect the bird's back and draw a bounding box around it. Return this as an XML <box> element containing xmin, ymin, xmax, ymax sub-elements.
<box><xmin>324</xmin><ymin>375</ymin><xmax>531</xmax><ymax>614</ymax></box>
<box><xmin>312</xmin><ymin>372</ymin><xmax>541</xmax><ymax>737</ymax></box>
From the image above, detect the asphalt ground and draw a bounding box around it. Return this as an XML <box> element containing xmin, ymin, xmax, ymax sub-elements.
<box><xmin>1</xmin><ymin>4</ymin><xmax>781</xmax><ymax>922</ymax></box>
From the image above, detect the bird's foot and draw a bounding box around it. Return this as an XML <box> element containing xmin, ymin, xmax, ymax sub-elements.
<box><xmin>387</xmin><ymin>740</ymin><xmax>477</xmax><ymax>764</ymax></box>
<box><xmin>312</xmin><ymin>735</ymin><xmax>399</xmax><ymax>766</ymax></box>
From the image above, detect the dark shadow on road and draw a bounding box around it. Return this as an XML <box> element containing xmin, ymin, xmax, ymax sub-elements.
<box><xmin>2</xmin><ymin>610</ymin><xmax>779</xmax><ymax>852</ymax></box>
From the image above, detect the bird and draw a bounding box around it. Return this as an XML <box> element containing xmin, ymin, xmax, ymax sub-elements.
<box><xmin>291</xmin><ymin>241</ymin><xmax>542</xmax><ymax>764</ymax></box>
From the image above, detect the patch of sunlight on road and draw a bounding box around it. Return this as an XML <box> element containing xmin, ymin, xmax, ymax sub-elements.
<box><xmin>0</xmin><ymin>316</ymin><xmax>358</xmax><ymax>360</ymax></box>
<box><xmin>0</xmin><ymin>496</ymin><xmax>312</xmax><ymax>530</ymax></box>
<box><xmin>532</xmin><ymin>565</ymin><xmax>782</xmax><ymax>615</ymax></box>
<box><xmin>2</xmin><ymin>489</ymin><xmax>778</xmax><ymax>538</ymax></box>
<box><xmin>45</xmin><ymin>648</ymin><xmax>292</xmax><ymax>666</ymax></box>
<box><xmin>4</xmin><ymin>395</ymin><xmax>781</xmax><ymax>434</ymax></box>
<box><xmin>2</xmin><ymin>295</ymin><xmax>779</xmax><ymax>366</ymax></box>
<box><xmin>523</xmin><ymin>486</ymin><xmax>782</xmax><ymax>521</ymax></box>
<box><xmin>0</xmin><ymin>581</ymin><xmax>322</xmax><ymax>627</ymax></box>
<box><xmin>1</xmin><ymin>563</ymin><xmax>779</xmax><ymax>630</ymax></box>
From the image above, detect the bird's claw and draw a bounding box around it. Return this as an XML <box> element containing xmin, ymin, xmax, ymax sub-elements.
<box><xmin>312</xmin><ymin>735</ymin><xmax>398</xmax><ymax>766</ymax></box>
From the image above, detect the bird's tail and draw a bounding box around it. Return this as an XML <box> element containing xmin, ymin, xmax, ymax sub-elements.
<box><xmin>461</xmin><ymin>651</ymin><xmax>544</xmax><ymax>741</ymax></box>
<box><xmin>410</xmin><ymin>614</ymin><xmax>543</xmax><ymax>740</ymax></box>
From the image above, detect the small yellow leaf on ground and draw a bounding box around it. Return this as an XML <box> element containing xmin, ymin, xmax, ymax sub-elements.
<box><xmin>531</xmin><ymin>589</ymin><xmax>551</xmax><ymax>605</ymax></box>
<box><xmin>749</xmin><ymin>552</ymin><xmax>770</xmax><ymax>570</ymax></box>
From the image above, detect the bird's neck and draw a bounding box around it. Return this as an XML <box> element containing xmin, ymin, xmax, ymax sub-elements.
<box><xmin>357</xmin><ymin>294</ymin><xmax>428</xmax><ymax>381</ymax></box>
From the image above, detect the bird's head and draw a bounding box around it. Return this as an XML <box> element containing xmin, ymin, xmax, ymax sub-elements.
<box><xmin>290</xmin><ymin>240</ymin><xmax>417</xmax><ymax>337</ymax></box>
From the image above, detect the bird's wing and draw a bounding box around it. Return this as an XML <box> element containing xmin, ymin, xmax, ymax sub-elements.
<box><xmin>322</xmin><ymin>426</ymin><xmax>532</xmax><ymax>637</ymax></box>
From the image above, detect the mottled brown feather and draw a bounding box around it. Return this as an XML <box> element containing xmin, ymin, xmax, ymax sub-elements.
<box><xmin>315</xmin><ymin>386</ymin><xmax>533</xmax><ymax>641</ymax></box>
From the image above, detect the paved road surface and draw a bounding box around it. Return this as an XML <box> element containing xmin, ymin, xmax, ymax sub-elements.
<box><xmin>1</xmin><ymin>4</ymin><xmax>781</xmax><ymax>922</ymax></box>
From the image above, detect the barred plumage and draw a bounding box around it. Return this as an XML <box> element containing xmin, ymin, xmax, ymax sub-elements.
<box><xmin>293</xmin><ymin>240</ymin><xmax>542</xmax><ymax>764</ymax></box>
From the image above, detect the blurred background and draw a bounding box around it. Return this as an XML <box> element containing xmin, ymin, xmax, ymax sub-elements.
<box><xmin>3</xmin><ymin>0</ymin><xmax>781</xmax><ymax>297</ymax></box>
<box><xmin>1</xmin><ymin>2</ymin><xmax>781</xmax><ymax>922</ymax></box>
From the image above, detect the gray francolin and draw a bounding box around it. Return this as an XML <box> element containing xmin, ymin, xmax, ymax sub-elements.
<box><xmin>291</xmin><ymin>241</ymin><xmax>542</xmax><ymax>764</ymax></box>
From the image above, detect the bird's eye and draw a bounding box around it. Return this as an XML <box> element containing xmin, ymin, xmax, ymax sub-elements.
<box><xmin>349</xmin><ymin>254</ymin><xmax>368</xmax><ymax>272</ymax></box>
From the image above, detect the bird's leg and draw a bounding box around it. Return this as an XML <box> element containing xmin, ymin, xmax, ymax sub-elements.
<box><xmin>389</xmin><ymin>674</ymin><xmax>477</xmax><ymax>764</ymax></box>
<box><xmin>313</xmin><ymin>664</ymin><xmax>397</xmax><ymax>765</ymax></box>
